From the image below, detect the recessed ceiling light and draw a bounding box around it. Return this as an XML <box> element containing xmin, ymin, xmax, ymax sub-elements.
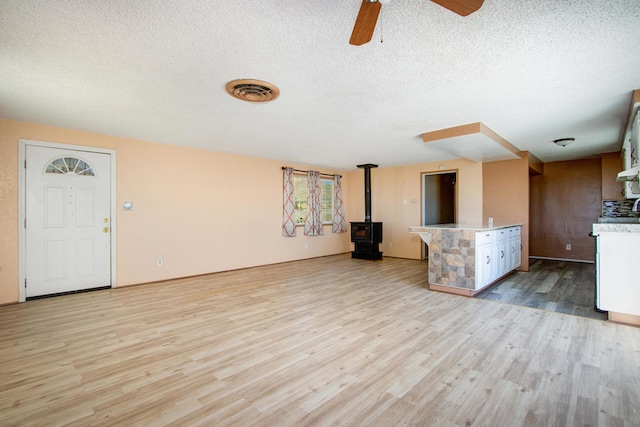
<box><xmin>553</xmin><ymin>138</ymin><xmax>575</xmax><ymax>147</ymax></box>
<box><xmin>225</xmin><ymin>79</ymin><xmax>279</xmax><ymax>103</ymax></box>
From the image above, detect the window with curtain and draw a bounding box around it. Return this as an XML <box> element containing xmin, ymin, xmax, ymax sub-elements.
<box><xmin>292</xmin><ymin>174</ymin><xmax>333</xmax><ymax>225</ymax></box>
<box><xmin>332</xmin><ymin>175</ymin><xmax>346</xmax><ymax>233</ymax></box>
<box><xmin>282</xmin><ymin>167</ymin><xmax>297</xmax><ymax>237</ymax></box>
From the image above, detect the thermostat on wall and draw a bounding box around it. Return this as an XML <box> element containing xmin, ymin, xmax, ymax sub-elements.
<box><xmin>123</xmin><ymin>202</ymin><xmax>133</xmax><ymax>210</ymax></box>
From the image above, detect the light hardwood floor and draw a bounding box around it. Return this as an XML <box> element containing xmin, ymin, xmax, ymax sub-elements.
<box><xmin>1</xmin><ymin>254</ymin><xmax>639</xmax><ymax>426</ymax></box>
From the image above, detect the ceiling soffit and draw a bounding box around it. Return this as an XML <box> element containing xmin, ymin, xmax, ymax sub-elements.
<box><xmin>422</xmin><ymin>122</ymin><xmax>522</xmax><ymax>163</ymax></box>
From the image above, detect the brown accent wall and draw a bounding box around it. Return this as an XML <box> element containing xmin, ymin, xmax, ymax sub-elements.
<box><xmin>530</xmin><ymin>158</ymin><xmax>601</xmax><ymax>262</ymax></box>
<box><xmin>482</xmin><ymin>155</ymin><xmax>530</xmax><ymax>271</ymax></box>
<box><xmin>601</xmin><ymin>151</ymin><xmax>623</xmax><ymax>200</ymax></box>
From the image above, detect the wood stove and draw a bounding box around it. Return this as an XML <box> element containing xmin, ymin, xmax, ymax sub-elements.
<box><xmin>351</xmin><ymin>164</ymin><xmax>383</xmax><ymax>260</ymax></box>
<box><xmin>350</xmin><ymin>221</ymin><xmax>383</xmax><ymax>260</ymax></box>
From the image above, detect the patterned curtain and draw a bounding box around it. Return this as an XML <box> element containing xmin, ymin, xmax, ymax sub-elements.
<box><xmin>332</xmin><ymin>175</ymin><xmax>346</xmax><ymax>233</ymax></box>
<box><xmin>282</xmin><ymin>167</ymin><xmax>297</xmax><ymax>237</ymax></box>
<box><xmin>304</xmin><ymin>171</ymin><xmax>324</xmax><ymax>236</ymax></box>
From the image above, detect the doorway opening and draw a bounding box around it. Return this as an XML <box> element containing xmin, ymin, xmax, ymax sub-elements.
<box><xmin>421</xmin><ymin>171</ymin><xmax>457</xmax><ymax>260</ymax></box>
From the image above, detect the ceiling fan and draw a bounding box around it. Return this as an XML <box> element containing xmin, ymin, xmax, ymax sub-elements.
<box><xmin>349</xmin><ymin>0</ymin><xmax>484</xmax><ymax>46</ymax></box>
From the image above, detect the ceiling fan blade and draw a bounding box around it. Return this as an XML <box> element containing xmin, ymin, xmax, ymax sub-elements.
<box><xmin>349</xmin><ymin>0</ymin><xmax>382</xmax><ymax>46</ymax></box>
<box><xmin>430</xmin><ymin>0</ymin><xmax>484</xmax><ymax>16</ymax></box>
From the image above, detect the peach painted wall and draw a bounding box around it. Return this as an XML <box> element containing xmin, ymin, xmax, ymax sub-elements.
<box><xmin>482</xmin><ymin>155</ymin><xmax>530</xmax><ymax>271</ymax></box>
<box><xmin>347</xmin><ymin>159</ymin><xmax>483</xmax><ymax>260</ymax></box>
<box><xmin>0</xmin><ymin>119</ymin><xmax>351</xmax><ymax>305</ymax></box>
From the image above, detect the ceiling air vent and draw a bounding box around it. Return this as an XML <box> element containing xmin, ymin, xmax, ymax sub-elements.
<box><xmin>225</xmin><ymin>79</ymin><xmax>279</xmax><ymax>103</ymax></box>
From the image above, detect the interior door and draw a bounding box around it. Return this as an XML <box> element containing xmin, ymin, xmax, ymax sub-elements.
<box><xmin>25</xmin><ymin>145</ymin><xmax>112</xmax><ymax>297</ymax></box>
<box><xmin>421</xmin><ymin>172</ymin><xmax>456</xmax><ymax>259</ymax></box>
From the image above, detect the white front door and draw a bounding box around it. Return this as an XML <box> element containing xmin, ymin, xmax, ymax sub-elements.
<box><xmin>25</xmin><ymin>145</ymin><xmax>112</xmax><ymax>297</ymax></box>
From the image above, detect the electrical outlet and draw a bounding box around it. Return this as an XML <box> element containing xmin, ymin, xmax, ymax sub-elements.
<box><xmin>388</xmin><ymin>242</ymin><xmax>393</xmax><ymax>247</ymax></box>
<box><xmin>304</xmin><ymin>243</ymin><xmax>308</xmax><ymax>249</ymax></box>
<box><xmin>157</xmin><ymin>258</ymin><xmax>163</xmax><ymax>266</ymax></box>
<box><xmin>565</xmin><ymin>244</ymin><xmax>571</xmax><ymax>251</ymax></box>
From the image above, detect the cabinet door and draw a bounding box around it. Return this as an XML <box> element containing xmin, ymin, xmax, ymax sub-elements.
<box><xmin>476</xmin><ymin>243</ymin><xmax>498</xmax><ymax>289</ymax></box>
<box><xmin>507</xmin><ymin>227</ymin><xmax>516</xmax><ymax>269</ymax></box>
<box><xmin>497</xmin><ymin>240</ymin><xmax>508</xmax><ymax>276</ymax></box>
<box><xmin>624</xmin><ymin>181</ymin><xmax>640</xmax><ymax>198</ymax></box>
<box><xmin>509</xmin><ymin>235</ymin><xmax>522</xmax><ymax>270</ymax></box>
<box><xmin>631</xmin><ymin>111</ymin><xmax>639</xmax><ymax>166</ymax></box>
<box><xmin>476</xmin><ymin>244</ymin><xmax>490</xmax><ymax>289</ymax></box>
<box><xmin>623</xmin><ymin>112</ymin><xmax>640</xmax><ymax>198</ymax></box>
<box><xmin>507</xmin><ymin>227</ymin><xmax>521</xmax><ymax>270</ymax></box>
<box><xmin>496</xmin><ymin>228</ymin><xmax>508</xmax><ymax>277</ymax></box>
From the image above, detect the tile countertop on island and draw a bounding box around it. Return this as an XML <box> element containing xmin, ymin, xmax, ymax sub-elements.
<box><xmin>409</xmin><ymin>223</ymin><xmax>522</xmax><ymax>233</ymax></box>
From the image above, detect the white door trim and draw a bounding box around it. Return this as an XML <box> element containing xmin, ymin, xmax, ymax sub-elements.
<box><xmin>19</xmin><ymin>139</ymin><xmax>117</xmax><ymax>302</ymax></box>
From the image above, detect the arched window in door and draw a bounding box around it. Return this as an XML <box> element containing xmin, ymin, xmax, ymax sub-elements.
<box><xmin>44</xmin><ymin>157</ymin><xmax>95</xmax><ymax>176</ymax></box>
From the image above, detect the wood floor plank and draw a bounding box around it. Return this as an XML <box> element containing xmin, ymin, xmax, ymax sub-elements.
<box><xmin>477</xmin><ymin>259</ymin><xmax>607</xmax><ymax>321</ymax></box>
<box><xmin>0</xmin><ymin>254</ymin><xmax>638</xmax><ymax>426</ymax></box>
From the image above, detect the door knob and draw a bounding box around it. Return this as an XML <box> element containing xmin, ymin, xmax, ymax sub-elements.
<box><xmin>102</xmin><ymin>227</ymin><xmax>109</xmax><ymax>233</ymax></box>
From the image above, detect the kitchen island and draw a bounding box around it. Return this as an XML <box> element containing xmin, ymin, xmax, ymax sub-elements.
<box><xmin>409</xmin><ymin>223</ymin><xmax>522</xmax><ymax>296</ymax></box>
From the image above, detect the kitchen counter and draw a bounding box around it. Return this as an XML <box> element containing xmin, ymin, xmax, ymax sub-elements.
<box><xmin>409</xmin><ymin>223</ymin><xmax>522</xmax><ymax>297</ymax></box>
<box><xmin>592</xmin><ymin>222</ymin><xmax>640</xmax><ymax>234</ymax></box>
<box><xmin>592</xmin><ymin>222</ymin><xmax>640</xmax><ymax>326</ymax></box>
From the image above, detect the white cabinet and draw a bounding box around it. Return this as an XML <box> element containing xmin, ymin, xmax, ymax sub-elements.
<box><xmin>624</xmin><ymin>112</ymin><xmax>638</xmax><ymax>169</ymax></box>
<box><xmin>507</xmin><ymin>226</ymin><xmax>521</xmax><ymax>270</ymax></box>
<box><xmin>410</xmin><ymin>224</ymin><xmax>522</xmax><ymax>294</ymax></box>
<box><xmin>496</xmin><ymin>228</ymin><xmax>509</xmax><ymax>276</ymax></box>
<box><xmin>632</xmin><ymin>111</ymin><xmax>639</xmax><ymax>157</ymax></box>
<box><xmin>621</xmin><ymin>111</ymin><xmax>640</xmax><ymax>198</ymax></box>
<box><xmin>475</xmin><ymin>226</ymin><xmax>521</xmax><ymax>290</ymax></box>
<box><xmin>475</xmin><ymin>230</ymin><xmax>496</xmax><ymax>289</ymax></box>
<box><xmin>597</xmin><ymin>231</ymin><xmax>640</xmax><ymax>315</ymax></box>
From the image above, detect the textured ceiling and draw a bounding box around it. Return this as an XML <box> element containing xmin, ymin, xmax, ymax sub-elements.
<box><xmin>1</xmin><ymin>0</ymin><xmax>640</xmax><ymax>170</ymax></box>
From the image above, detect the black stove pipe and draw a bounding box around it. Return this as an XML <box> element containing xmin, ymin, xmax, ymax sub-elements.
<box><xmin>357</xmin><ymin>163</ymin><xmax>378</xmax><ymax>222</ymax></box>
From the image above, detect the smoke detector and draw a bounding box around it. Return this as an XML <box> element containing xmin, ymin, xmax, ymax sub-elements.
<box><xmin>225</xmin><ymin>79</ymin><xmax>279</xmax><ymax>103</ymax></box>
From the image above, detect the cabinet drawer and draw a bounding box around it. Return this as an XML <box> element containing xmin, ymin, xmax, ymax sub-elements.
<box><xmin>507</xmin><ymin>226</ymin><xmax>521</xmax><ymax>237</ymax></box>
<box><xmin>476</xmin><ymin>231</ymin><xmax>495</xmax><ymax>246</ymax></box>
<box><xmin>496</xmin><ymin>228</ymin><xmax>509</xmax><ymax>242</ymax></box>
